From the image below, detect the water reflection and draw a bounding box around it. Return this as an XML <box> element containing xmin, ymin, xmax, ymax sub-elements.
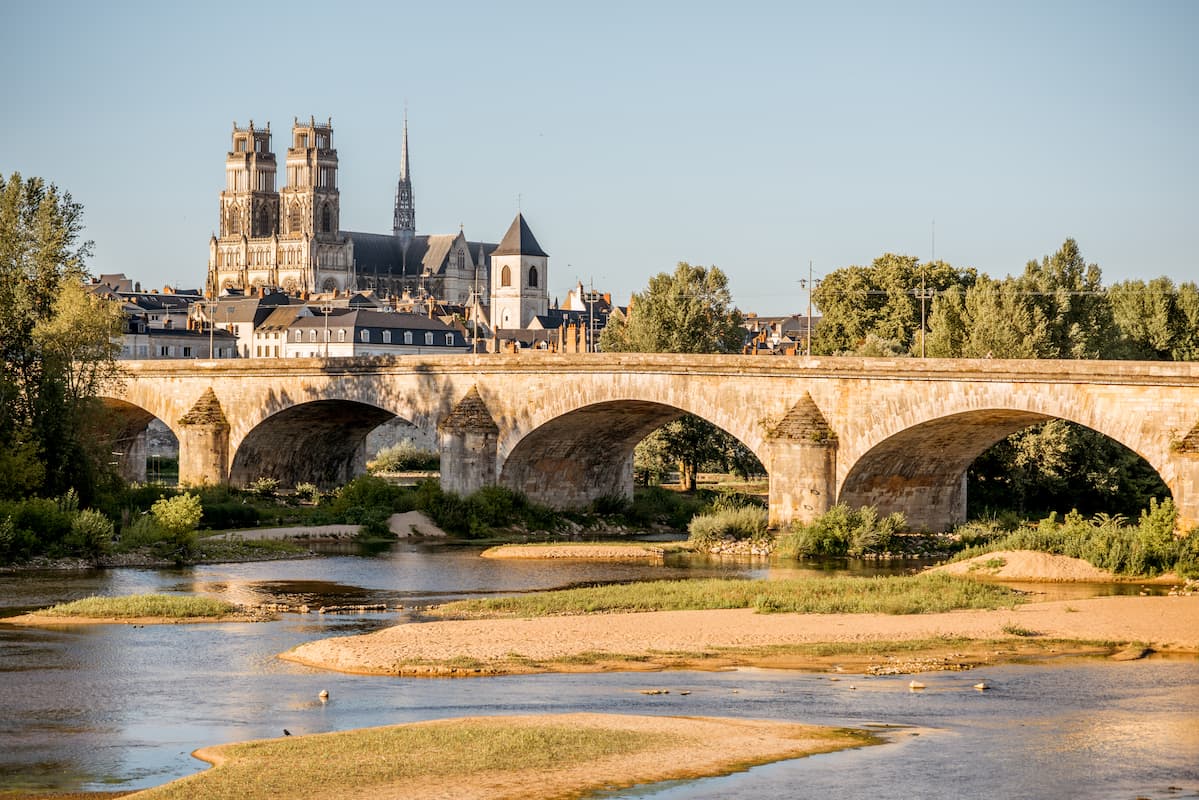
<box><xmin>0</xmin><ymin>543</ymin><xmax>1193</xmax><ymax>797</ymax></box>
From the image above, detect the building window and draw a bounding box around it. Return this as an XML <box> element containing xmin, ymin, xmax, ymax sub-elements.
<box><xmin>183</xmin><ymin>347</ymin><xmax>192</xmax><ymax>357</ymax></box>
<box><xmin>382</xmin><ymin>330</ymin><xmax>391</xmax><ymax>344</ymax></box>
<box><xmin>359</xmin><ymin>329</ymin><xmax>369</xmax><ymax>343</ymax></box>
<box><xmin>445</xmin><ymin>333</ymin><xmax>453</xmax><ymax>346</ymax></box>
<box><xmin>294</xmin><ymin>330</ymin><xmax>302</xmax><ymax>342</ymax></box>
<box><xmin>425</xmin><ymin>332</ymin><xmax>433</xmax><ymax>345</ymax></box>
<box><xmin>321</xmin><ymin>204</ymin><xmax>332</xmax><ymax>233</ymax></box>
<box><xmin>457</xmin><ymin>251</ymin><xmax>465</xmax><ymax>270</ymax></box>
<box><xmin>338</xmin><ymin>328</ymin><xmax>346</xmax><ymax>343</ymax></box>
<box><xmin>309</xmin><ymin>330</ymin><xmax>317</xmax><ymax>342</ymax></box>
<box><xmin>501</xmin><ymin>265</ymin><xmax>511</xmax><ymax>287</ymax></box>
<box><xmin>403</xmin><ymin>331</ymin><xmax>413</xmax><ymax>345</ymax></box>
<box><xmin>160</xmin><ymin>346</ymin><xmax>170</xmax><ymax>357</ymax></box>
<box><xmin>528</xmin><ymin>266</ymin><xmax>538</xmax><ymax>288</ymax></box>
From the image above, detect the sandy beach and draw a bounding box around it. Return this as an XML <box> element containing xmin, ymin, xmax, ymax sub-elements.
<box><xmin>481</xmin><ymin>543</ymin><xmax>671</xmax><ymax>560</ymax></box>
<box><xmin>282</xmin><ymin>594</ymin><xmax>1199</xmax><ymax>677</ymax></box>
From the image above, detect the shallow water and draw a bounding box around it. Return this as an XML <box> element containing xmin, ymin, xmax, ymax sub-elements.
<box><xmin>0</xmin><ymin>544</ymin><xmax>1193</xmax><ymax>797</ymax></box>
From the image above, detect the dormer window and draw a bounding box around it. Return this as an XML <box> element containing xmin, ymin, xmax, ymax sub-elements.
<box><xmin>425</xmin><ymin>332</ymin><xmax>434</xmax><ymax>345</ymax></box>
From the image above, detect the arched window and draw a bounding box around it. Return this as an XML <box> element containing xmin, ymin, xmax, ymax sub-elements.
<box><xmin>338</xmin><ymin>328</ymin><xmax>346</xmax><ymax>343</ymax></box>
<box><xmin>254</xmin><ymin>205</ymin><xmax>271</xmax><ymax>237</ymax></box>
<box><xmin>309</xmin><ymin>330</ymin><xmax>317</xmax><ymax>343</ymax></box>
<box><xmin>501</xmin><ymin>265</ymin><xmax>512</xmax><ymax>287</ymax></box>
<box><xmin>457</xmin><ymin>251</ymin><xmax>466</xmax><ymax>270</ymax></box>
<box><xmin>425</xmin><ymin>331</ymin><xmax>434</xmax><ymax>345</ymax></box>
<box><xmin>528</xmin><ymin>266</ymin><xmax>538</xmax><ymax>288</ymax></box>
<box><xmin>294</xmin><ymin>330</ymin><xmax>301</xmax><ymax>343</ymax></box>
<box><xmin>321</xmin><ymin>204</ymin><xmax>333</xmax><ymax>233</ymax></box>
<box><xmin>382</xmin><ymin>330</ymin><xmax>391</xmax><ymax>344</ymax></box>
<box><xmin>403</xmin><ymin>331</ymin><xmax>413</xmax><ymax>345</ymax></box>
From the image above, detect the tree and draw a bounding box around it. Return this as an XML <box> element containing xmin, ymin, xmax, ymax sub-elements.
<box><xmin>0</xmin><ymin>173</ymin><xmax>122</xmax><ymax>502</ymax></box>
<box><xmin>811</xmin><ymin>254</ymin><xmax>976</xmax><ymax>355</ymax></box>
<box><xmin>599</xmin><ymin>262</ymin><xmax>744</xmax><ymax>354</ymax></box>
<box><xmin>601</xmin><ymin>262</ymin><xmax>760</xmax><ymax>490</ymax></box>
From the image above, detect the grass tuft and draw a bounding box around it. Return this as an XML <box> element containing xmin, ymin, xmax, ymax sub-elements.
<box><xmin>438</xmin><ymin>573</ymin><xmax>1022</xmax><ymax>618</ymax></box>
<box><xmin>40</xmin><ymin>593</ymin><xmax>238</xmax><ymax>619</ymax></box>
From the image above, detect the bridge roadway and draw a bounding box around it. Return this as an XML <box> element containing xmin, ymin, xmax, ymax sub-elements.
<box><xmin>104</xmin><ymin>354</ymin><xmax>1199</xmax><ymax>531</ymax></box>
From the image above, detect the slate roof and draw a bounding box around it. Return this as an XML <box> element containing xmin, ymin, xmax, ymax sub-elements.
<box><xmin>492</xmin><ymin>214</ymin><xmax>547</xmax><ymax>257</ymax></box>
<box><xmin>346</xmin><ymin>231</ymin><xmax>497</xmax><ymax>277</ymax></box>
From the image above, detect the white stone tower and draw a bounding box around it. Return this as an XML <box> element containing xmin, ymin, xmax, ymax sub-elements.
<box><xmin>489</xmin><ymin>213</ymin><xmax>548</xmax><ymax>329</ymax></box>
<box><xmin>278</xmin><ymin>117</ymin><xmax>353</xmax><ymax>293</ymax></box>
<box><xmin>206</xmin><ymin>121</ymin><xmax>278</xmax><ymax>297</ymax></box>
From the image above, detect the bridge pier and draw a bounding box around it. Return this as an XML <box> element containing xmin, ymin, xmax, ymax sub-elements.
<box><xmin>1170</xmin><ymin>450</ymin><xmax>1199</xmax><ymax>533</ymax></box>
<box><xmin>176</xmin><ymin>389</ymin><xmax>231</xmax><ymax>486</ymax></box>
<box><xmin>438</xmin><ymin>387</ymin><xmax>499</xmax><ymax>497</ymax></box>
<box><xmin>765</xmin><ymin>393</ymin><xmax>837</xmax><ymax>528</ymax></box>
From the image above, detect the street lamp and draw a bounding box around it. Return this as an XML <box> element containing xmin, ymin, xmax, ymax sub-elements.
<box><xmin>205</xmin><ymin>301</ymin><xmax>215</xmax><ymax>359</ymax></box>
<box><xmin>320</xmin><ymin>302</ymin><xmax>333</xmax><ymax>358</ymax></box>
<box><xmin>798</xmin><ymin>261</ymin><xmax>821</xmax><ymax>357</ymax></box>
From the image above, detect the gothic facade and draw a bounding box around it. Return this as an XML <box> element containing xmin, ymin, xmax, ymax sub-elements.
<box><xmin>205</xmin><ymin>116</ymin><xmax>550</xmax><ymax>330</ymax></box>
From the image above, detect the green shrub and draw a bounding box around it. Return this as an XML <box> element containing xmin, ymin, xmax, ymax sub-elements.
<box><xmin>951</xmin><ymin>499</ymin><xmax>1195</xmax><ymax>577</ymax></box>
<box><xmin>117</xmin><ymin>514</ymin><xmax>166</xmax><ymax>549</ymax></box>
<box><xmin>687</xmin><ymin>506</ymin><xmax>770</xmax><ymax>550</ymax></box>
<box><xmin>249</xmin><ymin>476</ymin><xmax>280</xmax><ymax>498</ymax></box>
<box><xmin>200</xmin><ymin>501</ymin><xmax>260</xmax><ymax>530</ymax></box>
<box><xmin>368</xmin><ymin>440</ymin><xmax>440</xmax><ymax>472</ymax></box>
<box><xmin>66</xmin><ymin>509</ymin><xmax>114</xmax><ymax>560</ymax></box>
<box><xmin>331</xmin><ymin>475</ymin><xmax>414</xmax><ymax>518</ymax></box>
<box><xmin>151</xmin><ymin>493</ymin><xmax>203</xmax><ymax>563</ymax></box>
<box><xmin>2</xmin><ymin>497</ymin><xmax>75</xmax><ymax>557</ymax></box>
<box><xmin>293</xmin><ymin>482</ymin><xmax>322</xmax><ymax>503</ymax></box>
<box><xmin>776</xmin><ymin>504</ymin><xmax>906</xmax><ymax>559</ymax></box>
<box><xmin>627</xmin><ymin>486</ymin><xmax>704</xmax><ymax>528</ymax></box>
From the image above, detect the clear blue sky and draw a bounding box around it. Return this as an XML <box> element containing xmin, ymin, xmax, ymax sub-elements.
<box><xmin>2</xmin><ymin>0</ymin><xmax>1195</xmax><ymax>314</ymax></box>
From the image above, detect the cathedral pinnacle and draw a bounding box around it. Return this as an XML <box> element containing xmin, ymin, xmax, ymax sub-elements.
<box><xmin>393</xmin><ymin>113</ymin><xmax>415</xmax><ymax>245</ymax></box>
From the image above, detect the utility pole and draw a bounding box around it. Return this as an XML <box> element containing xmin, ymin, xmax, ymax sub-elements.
<box><xmin>320</xmin><ymin>302</ymin><xmax>333</xmax><ymax>358</ymax></box>
<box><xmin>798</xmin><ymin>262</ymin><xmax>819</xmax><ymax>357</ymax></box>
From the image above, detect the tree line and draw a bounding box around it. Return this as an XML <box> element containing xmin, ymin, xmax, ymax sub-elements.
<box><xmin>603</xmin><ymin>244</ymin><xmax>1192</xmax><ymax>518</ymax></box>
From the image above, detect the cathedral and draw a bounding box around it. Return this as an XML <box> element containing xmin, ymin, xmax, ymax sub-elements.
<box><xmin>205</xmin><ymin>116</ymin><xmax>549</xmax><ymax>328</ymax></box>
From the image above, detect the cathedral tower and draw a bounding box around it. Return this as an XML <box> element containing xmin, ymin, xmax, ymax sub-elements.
<box><xmin>489</xmin><ymin>213</ymin><xmax>549</xmax><ymax>329</ymax></box>
<box><xmin>206</xmin><ymin>121</ymin><xmax>279</xmax><ymax>297</ymax></box>
<box><xmin>276</xmin><ymin>117</ymin><xmax>354</xmax><ymax>293</ymax></box>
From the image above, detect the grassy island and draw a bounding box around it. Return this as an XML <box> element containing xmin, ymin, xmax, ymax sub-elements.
<box><xmin>436</xmin><ymin>573</ymin><xmax>1023</xmax><ymax>618</ymax></box>
<box><xmin>127</xmin><ymin>714</ymin><xmax>875</xmax><ymax>800</ymax></box>
<box><xmin>38</xmin><ymin>593</ymin><xmax>239</xmax><ymax>620</ymax></box>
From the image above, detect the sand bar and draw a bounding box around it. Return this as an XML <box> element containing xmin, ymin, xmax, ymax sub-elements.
<box><xmin>125</xmin><ymin>714</ymin><xmax>873</xmax><ymax>800</ymax></box>
<box><xmin>281</xmin><ymin>595</ymin><xmax>1199</xmax><ymax>677</ymax></box>
<box><xmin>481</xmin><ymin>543</ymin><xmax>670</xmax><ymax>560</ymax></box>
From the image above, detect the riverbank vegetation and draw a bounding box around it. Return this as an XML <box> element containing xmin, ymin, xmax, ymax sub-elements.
<box><xmin>949</xmin><ymin>500</ymin><xmax>1199</xmax><ymax>578</ymax></box>
<box><xmin>436</xmin><ymin>572</ymin><xmax>1021</xmax><ymax>618</ymax></box>
<box><xmin>130</xmin><ymin>715</ymin><xmax>872</xmax><ymax>800</ymax></box>
<box><xmin>40</xmin><ymin>593</ymin><xmax>237</xmax><ymax>619</ymax></box>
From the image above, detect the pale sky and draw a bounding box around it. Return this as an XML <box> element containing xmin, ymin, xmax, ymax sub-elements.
<box><xmin>2</xmin><ymin>0</ymin><xmax>1195</xmax><ymax>314</ymax></box>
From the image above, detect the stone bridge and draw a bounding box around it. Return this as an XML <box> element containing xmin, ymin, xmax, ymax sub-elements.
<box><xmin>102</xmin><ymin>355</ymin><xmax>1199</xmax><ymax>531</ymax></box>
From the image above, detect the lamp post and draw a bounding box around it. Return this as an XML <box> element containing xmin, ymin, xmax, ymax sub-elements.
<box><xmin>206</xmin><ymin>301</ymin><xmax>215</xmax><ymax>358</ymax></box>
<box><xmin>320</xmin><ymin>302</ymin><xmax>333</xmax><ymax>358</ymax></box>
<box><xmin>798</xmin><ymin>261</ymin><xmax>821</xmax><ymax>357</ymax></box>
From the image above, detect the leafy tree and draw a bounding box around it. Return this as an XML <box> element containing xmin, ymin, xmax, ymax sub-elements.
<box><xmin>811</xmin><ymin>255</ymin><xmax>976</xmax><ymax>355</ymax></box>
<box><xmin>1017</xmin><ymin>239</ymin><xmax>1114</xmax><ymax>359</ymax></box>
<box><xmin>599</xmin><ymin>262</ymin><xmax>744</xmax><ymax>354</ymax></box>
<box><xmin>0</xmin><ymin>173</ymin><xmax>122</xmax><ymax>504</ymax></box>
<box><xmin>601</xmin><ymin>262</ymin><xmax>759</xmax><ymax>489</ymax></box>
<box><xmin>1108</xmin><ymin>278</ymin><xmax>1199</xmax><ymax>361</ymax></box>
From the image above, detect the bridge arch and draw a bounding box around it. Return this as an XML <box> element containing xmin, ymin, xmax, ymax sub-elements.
<box><xmin>96</xmin><ymin>397</ymin><xmax>177</xmax><ymax>483</ymax></box>
<box><xmin>499</xmin><ymin>400</ymin><xmax>766</xmax><ymax>508</ymax></box>
<box><xmin>838</xmin><ymin>401</ymin><xmax>1175</xmax><ymax>531</ymax></box>
<box><xmin>229</xmin><ymin>399</ymin><xmax>401</xmax><ymax>488</ymax></box>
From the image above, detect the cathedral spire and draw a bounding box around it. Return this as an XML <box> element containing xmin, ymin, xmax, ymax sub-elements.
<box><xmin>393</xmin><ymin>113</ymin><xmax>415</xmax><ymax>248</ymax></box>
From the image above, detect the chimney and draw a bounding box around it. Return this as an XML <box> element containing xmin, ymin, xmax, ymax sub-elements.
<box><xmin>603</xmin><ymin>292</ymin><xmax>611</xmax><ymax>304</ymax></box>
<box><xmin>257</xmin><ymin>285</ymin><xmax>265</xmax><ymax>298</ymax></box>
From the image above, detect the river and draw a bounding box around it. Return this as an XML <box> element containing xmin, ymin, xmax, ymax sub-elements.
<box><xmin>0</xmin><ymin>543</ymin><xmax>1195</xmax><ymax>799</ymax></box>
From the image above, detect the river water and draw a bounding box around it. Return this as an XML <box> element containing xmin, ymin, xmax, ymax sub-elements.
<box><xmin>0</xmin><ymin>543</ymin><xmax>1195</xmax><ymax>799</ymax></box>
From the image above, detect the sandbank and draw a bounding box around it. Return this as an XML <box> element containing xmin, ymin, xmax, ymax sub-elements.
<box><xmin>281</xmin><ymin>595</ymin><xmax>1199</xmax><ymax>677</ymax></box>
<box><xmin>204</xmin><ymin>511</ymin><xmax>448</xmax><ymax>542</ymax></box>
<box><xmin>3</xmin><ymin>611</ymin><xmax>270</xmax><ymax>627</ymax></box>
<box><xmin>481</xmin><ymin>543</ymin><xmax>673</xmax><ymax>560</ymax></box>
<box><xmin>124</xmin><ymin>714</ymin><xmax>873</xmax><ymax>800</ymax></box>
<box><xmin>933</xmin><ymin>550</ymin><xmax>1180</xmax><ymax>583</ymax></box>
